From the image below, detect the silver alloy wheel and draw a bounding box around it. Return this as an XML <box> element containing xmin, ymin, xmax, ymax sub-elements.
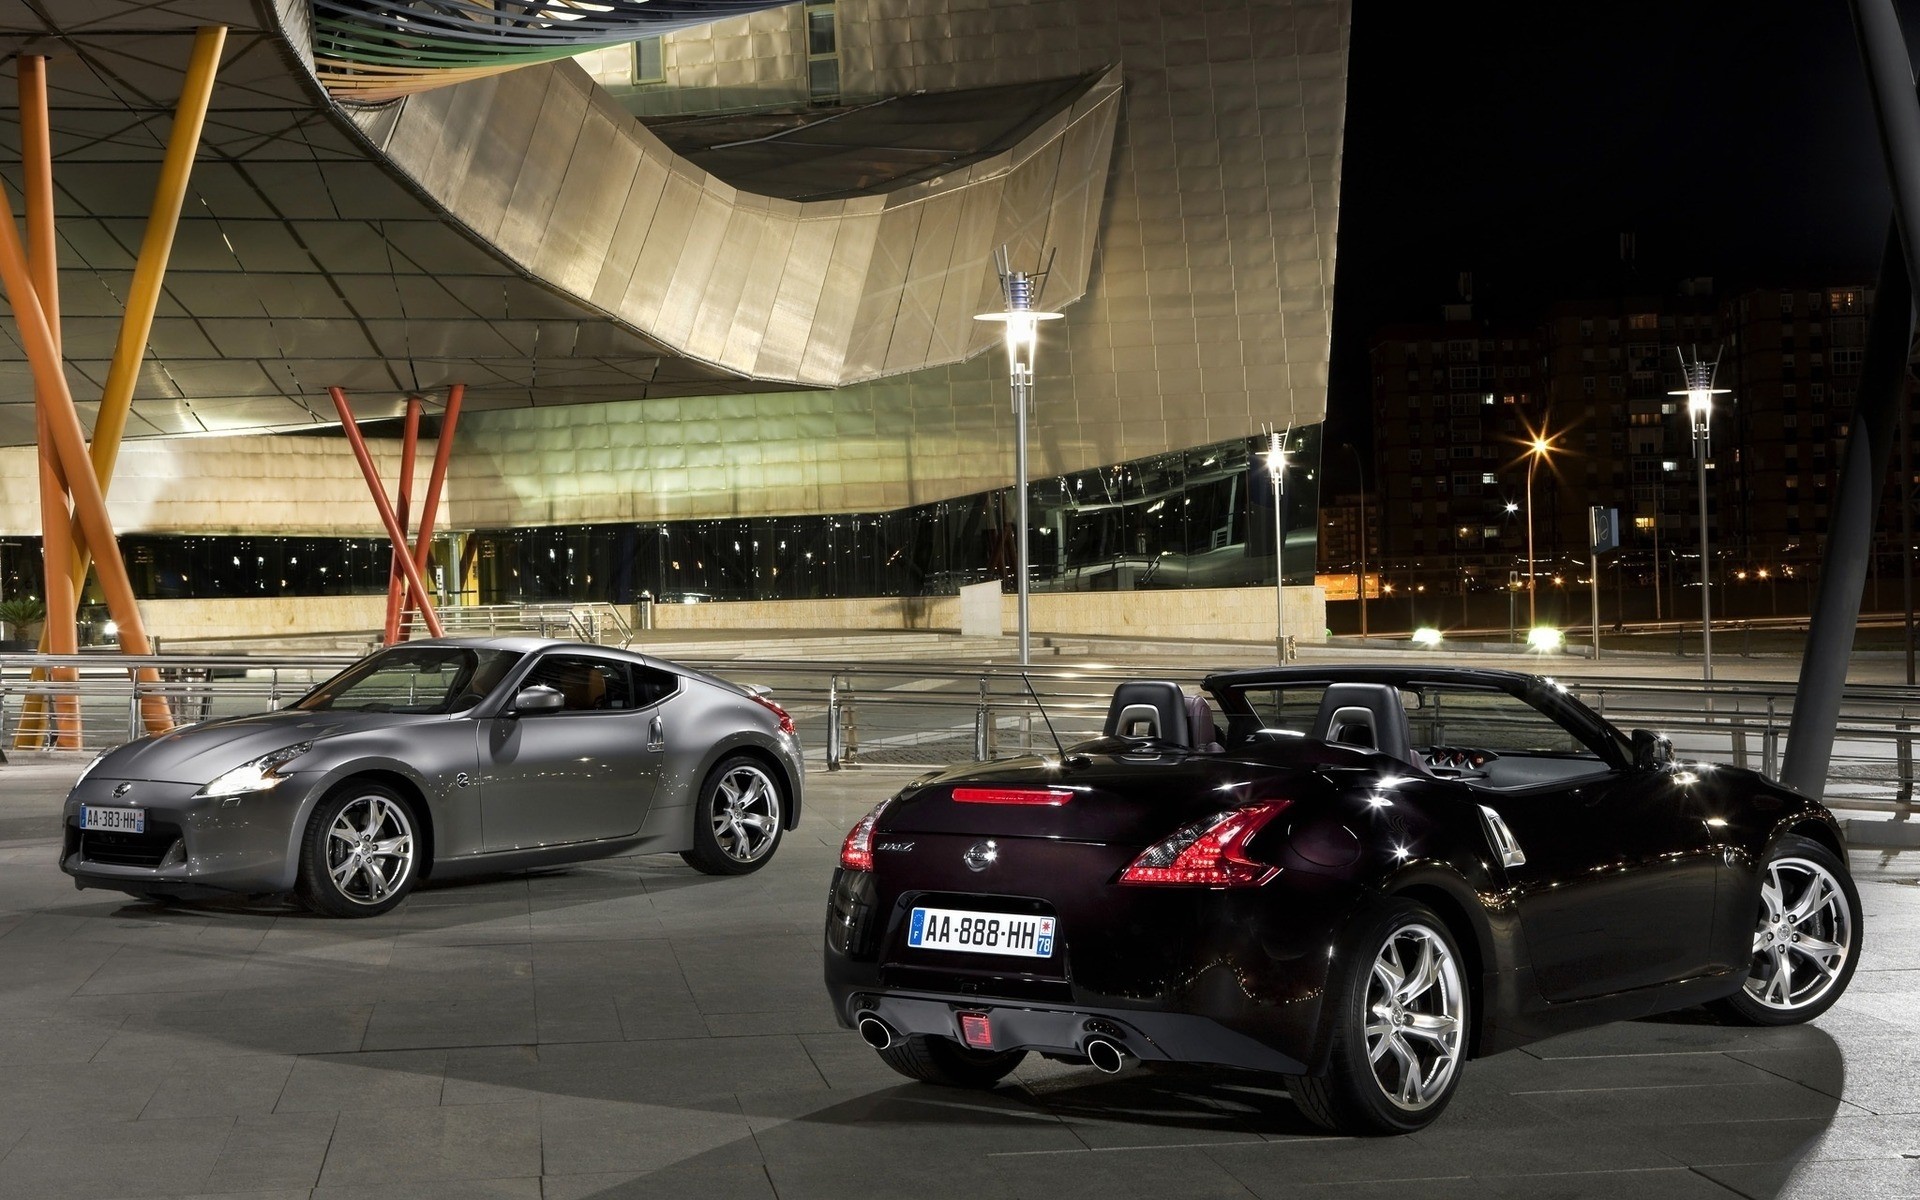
<box><xmin>324</xmin><ymin>794</ymin><xmax>415</xmax><ymax>906</ymax></box>
<box><xmin>1364</xmin><ymin>922</ymin><xmax>1466</xmax><ymax>1112</ymax></box>
<box><xmin>1745</xmin><ymin>856</ymin><xmax>1854</xmax><ymax>1011</ymax></box>
<box><xmin>710</xmin><ymin>764</ymin><xmax>780</xmax><ymax>863</ymax></box>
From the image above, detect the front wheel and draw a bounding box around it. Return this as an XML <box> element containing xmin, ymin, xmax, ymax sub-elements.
<box><xmin>1710</xmin><ymin>835</ymin><xmax>1861</xmax><ymax>1026</ymax></box>
<box><xmin>295</xmin><ymin>781</ymin><xmax>420</xmax><ymax>918</ymax></box>
<box><xmin>681</xmin><ymin>756</ymin><xmax>785</xmax><ymax>876</ymax></box>
<box><xmin>1287</xmin><ymin>899</ymin><xmax>1470</xmax><ymax>1135</ymax></box>
<box><xmin>876</xmin><ymin>1034</ymin><xmax>1026</xmax><ymax>1088</ymax></box>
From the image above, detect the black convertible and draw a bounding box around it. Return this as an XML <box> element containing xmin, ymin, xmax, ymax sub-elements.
<box><xmin>823</xmin><ymin>666</ymin><xmax>1862</xmax><ymax>1135</ymax></box>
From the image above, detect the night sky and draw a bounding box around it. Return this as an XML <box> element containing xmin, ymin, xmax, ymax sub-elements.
<box><xmin>1326</xmin><ymin>1</ymin><xmax>1920</xmax><ymax>468</ymax></box>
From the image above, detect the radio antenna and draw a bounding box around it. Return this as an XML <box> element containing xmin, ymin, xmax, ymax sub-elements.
<box><xmin>1019</xmin><ymin>670</ymin><xmax>1068</xmax><ymax>761</ymax></box>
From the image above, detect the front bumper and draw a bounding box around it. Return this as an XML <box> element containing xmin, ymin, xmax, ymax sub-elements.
<box><xmin>60</xmin><ymin>773</ymin><xmax>325</xmax><ymax>895</ymax></box>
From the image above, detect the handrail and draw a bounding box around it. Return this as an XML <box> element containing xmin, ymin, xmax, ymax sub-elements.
<box><xmin>0</xmin><ymin>649</ymin><xmax>1913</xmax><ymax>827</ymax></box>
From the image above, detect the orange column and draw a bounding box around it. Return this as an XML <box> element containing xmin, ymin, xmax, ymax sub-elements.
<box><xmin>20</xmin><ymin>55</ymin><xmax>79</xmax><ymax>748</ymax></box>
<box><xmin>328</xmin><ymin>388</ymin><xmax>445</xmax><ymax>638</ymax></box>
<box><xmin>382</xmin><ymin>396</ymin><xmax>422</xmax><ymax>644</ymax></box>
<box><xmin>0</xmin><ymin>178</ymin><xmax>170</xmax><ymax>734</ymax></box>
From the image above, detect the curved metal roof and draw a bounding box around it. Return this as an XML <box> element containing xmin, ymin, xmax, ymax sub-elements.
<box><xmin>0</xmin><ymin>0</ymin><xmax>1121</xmax><ymax>444</ymax></box>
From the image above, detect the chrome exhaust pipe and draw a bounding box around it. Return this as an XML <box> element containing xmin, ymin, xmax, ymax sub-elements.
<box><xmin>856</xmin><ymin>1013</ymin><xmax>896</xmax><ymax>1050</ymax></box>
<box><xmin>1084</xmin><ymin>1037</ymin><xmax>1133</xmax><ymax>1075</ymax></box>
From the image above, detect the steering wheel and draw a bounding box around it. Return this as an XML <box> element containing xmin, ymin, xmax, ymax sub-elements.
<box><xmin>1420</xmin><ymin>745</ymin><xmax>1499</xmax><ymax>778</ymax></box>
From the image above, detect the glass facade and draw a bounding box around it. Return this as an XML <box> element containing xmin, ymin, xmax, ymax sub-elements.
<box><xmin>0</xmin><ymin>432</ymin><xmax>1321</xmax><ymax>606</ymax></box>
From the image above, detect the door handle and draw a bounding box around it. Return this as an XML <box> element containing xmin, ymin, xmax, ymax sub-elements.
<box><xmin>648</xmin><ymin>715</ymin><xmax>664</xmax><ymax>752</ymax></box>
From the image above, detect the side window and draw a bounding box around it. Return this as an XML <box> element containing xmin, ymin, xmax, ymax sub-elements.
<box><xmin>520</xmin><ymin>656</ymin><xmax>634</xmax><ymax>713</ymax></box>
<box><xmin>633</xmin><ymin>666</ymin><xmax>679</xmax><ymax>707</ymax></box>
<box><xmin>1407</xmin><ymin>687</ymin><xmax>1592</xmax><ymax>755</ymax></box>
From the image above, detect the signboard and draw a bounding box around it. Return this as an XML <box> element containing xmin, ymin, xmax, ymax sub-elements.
<box><xmin>1589</xmin><ymin>506</ymin><xmax>1620</xmax><ymax>554</ymax></box>
<box><xmin>1316</xmin><ymin>572</ymin><xmax>1382</xmax><ymax>602</ymax></box>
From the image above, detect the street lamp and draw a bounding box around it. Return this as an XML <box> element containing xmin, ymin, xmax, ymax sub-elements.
<box><xmin>1340</xmin><ymin>442</ymin><xmax>1370</xmax><ymax>639</ymax></box>
<box><xmin>1671</xmin><ymin>348</ymin><xmax>1728</xmax><ymax>681</ymax></box>
<box><xmin>975</xmin><ymin>246</ymin><xmax>1061</xmax><ymax>667</ymax></box>
<box><xmin>1524</xmin><ymin>434</ymin><xmax>1553</xmax><ymax>627</ymax></box>
<box><xmin>1264</xmin><ymin>430</ymin><xmax>1290</xmax><ymax>663</ymax></box>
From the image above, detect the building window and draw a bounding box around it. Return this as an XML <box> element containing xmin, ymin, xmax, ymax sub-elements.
<box><xmin>1481</xmin><ymin>472</ymin><xmax>1497</xmax><ymax>484</ymax></box>
<box><xmin>806</xmin><ymin>2</ymin><xmax>840</xmax><ymax>101</ymax></box>
<box><xmin>1628</xmin><ymin>313</ymin><xmax>1657</xmax><ymax>330</ymax></box>
<box><xmin>635</xmin><ymin>35</ymin><xmax>664</xmax><ymax>84</ymax></box>
<box><xmin>1829</xmin><ymin>289</ymin><xmax>1861</xmax><ymax>314</ymax></box>
<box><xmin>1780</xmin><ymin>293</ymin><xmax>1795</xmax><ymax>315</ymax></box>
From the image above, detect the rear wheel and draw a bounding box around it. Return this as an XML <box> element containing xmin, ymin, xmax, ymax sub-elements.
<box><xmin>876</xmin><ymin>1034</ymin><xmax>1026</xmax><ymax>1089</ymax></box>
<box><xmin>295</xmin><ymin>781</ymin><xmax>419</xmax><ymax>918</ymax></box>
<box><xmin>1710</xmin><ymin>835</ymin><xmax>1860</xmax><ymax>1026</ymax></box>
<box><xmin>681</xmin><ymin>757</ymin><xmax>784</xmax><ymax>876</ymax></box>
<box><xmin>1288</xmin><ymin>899</ymin><xmax>1469</xmax><ymax>1135</ymax></box>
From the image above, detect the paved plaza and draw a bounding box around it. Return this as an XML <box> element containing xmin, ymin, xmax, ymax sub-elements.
<box><xmin>0</xmin><ymin>754</ymin><xmax>1916</xmax><ymax>1200</ymax></box>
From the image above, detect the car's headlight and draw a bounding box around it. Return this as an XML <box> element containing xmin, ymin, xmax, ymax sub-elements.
<box><xmin>196</xmin><ymin>742</ymin><xmax>312</xmax><ymax>798</ymax></box>
<box><xmin>73</xmin><ymin>751</ymin><xmax>110</xmax><ymax>786</ymax></box>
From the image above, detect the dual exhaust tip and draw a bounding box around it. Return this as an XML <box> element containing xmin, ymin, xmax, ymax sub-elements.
<box><xmin>855</xmin><ymin>1011</ymin><xmax>1135</xmax><ymax>1074</ymax></box>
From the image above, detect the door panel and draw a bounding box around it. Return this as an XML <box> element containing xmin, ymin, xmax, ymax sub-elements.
<box><xmin>1481</xmin><ymin>771</ymin><xmax>1719</xmax><ymax>1001</ymax></box>
<box><xmin>478</xmin><ymin>655</ymin><xmax>662</xmax><ymax>851</ymax></box>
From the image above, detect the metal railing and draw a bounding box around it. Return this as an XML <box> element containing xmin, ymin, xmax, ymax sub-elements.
<box><xmin>3</xmin><ymin>651</ymin><xmax>1914</xmax><ymax>825</ymax></box>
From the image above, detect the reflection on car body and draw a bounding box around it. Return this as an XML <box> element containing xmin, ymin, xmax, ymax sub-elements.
<box><xmin>61</xmin><ymin>637</ymin><xmax>803</xmax><ymax>916</ymax></box>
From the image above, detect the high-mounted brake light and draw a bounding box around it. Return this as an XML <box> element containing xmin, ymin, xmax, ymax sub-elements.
<box><xmin>1117</xmin><ymin>801</ymin><xmax>1289</xmax><ymax>888</ymax></box>
<box><xmin>750</xmin><ymin>692</ymin><xmax>795</xmax><ymax>735</ymax></box>
<box><xmin>839</xmin><ymin>798</ymin><xmax>894</xmax><ymax>871</ymax></box>
<box><xmin>951</xmin><ymin>787</ymin><xmax>1073</xmax><ymax>806</ymax></box>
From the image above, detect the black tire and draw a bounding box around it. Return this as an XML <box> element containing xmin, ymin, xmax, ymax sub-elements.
<box><xmin>1287</xmin><ymin>898</ymin><xmax>1471</xmax><ymax>1135</ymax></box>
<box><xmin>1709</xmin><ymin>834</ymin><xmax>1861</xmax><ymax>1026</ymax></box>
<box><xmin>294</xmin><ymin>780</ymin><xmax>421</xmax><ymax>918</ymax></box>
<box><xmin>876</xmin><ymin>1034</ymin><xmax>1027</xmax><ymax>1088</ymax></box>
<box><xmin>681</xmin><ymin>755</ymin><xmax>785</xmax><ymax>876</ymax></box>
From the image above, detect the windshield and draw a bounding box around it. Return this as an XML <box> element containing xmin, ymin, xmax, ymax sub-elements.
<box><xmin>296</xmin><ymin>647</ymin><xmax>523</xmax><ymax>714</ymax></box>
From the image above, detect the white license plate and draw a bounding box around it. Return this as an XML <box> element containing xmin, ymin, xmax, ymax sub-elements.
<box><xmin>908</xmin><ymin>907</ymin><xmax>1055</xmax><ymax>958</ymax></box>
<box><xmin>80</xmin><ymin>805</ymin><xmax>146</xmax><ymax>834</ymax></box>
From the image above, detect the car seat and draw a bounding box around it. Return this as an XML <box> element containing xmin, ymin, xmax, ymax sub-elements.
<box><xmin>1308</xmin><ymin>683</ymin><xmax>1418</xmax><ymax>767</ymax></box>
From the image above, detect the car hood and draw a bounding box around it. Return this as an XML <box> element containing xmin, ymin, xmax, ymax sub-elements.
<box><xmin>93</xmin><ymin>708</ymin><xmax>443</xmax><ymax>785</ymax></box>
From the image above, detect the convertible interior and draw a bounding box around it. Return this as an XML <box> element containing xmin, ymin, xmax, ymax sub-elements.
<box><xmin>1100</xmin><ymin>678</ymin><xmax>1613</xmax><ymax>790</ymax></box>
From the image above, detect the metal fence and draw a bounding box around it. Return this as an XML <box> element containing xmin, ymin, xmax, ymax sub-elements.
<box><xmin>3</xmin><ymin>651</ymin><xmax>1915</xmax><ymax>825</ymax></box>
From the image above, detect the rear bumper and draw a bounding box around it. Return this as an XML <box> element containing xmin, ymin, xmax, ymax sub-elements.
<box><xmin>824</xmin><ymin>865</ymin><xmax>1361</xmax><ymax>1076</ymax></box>
<box><xmin>835</xmin><ymin>989</ymin><xmax>1309</xmax><ymax>1075</ymax></box>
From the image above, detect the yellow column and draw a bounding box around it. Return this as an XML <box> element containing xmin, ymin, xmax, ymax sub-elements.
<box><xmin>64</xmin><ymin>25</ymin><xmax>227</xmax><ymax>593</ymax></box>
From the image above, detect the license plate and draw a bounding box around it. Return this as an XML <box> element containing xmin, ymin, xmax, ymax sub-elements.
<box><xmin>908</xmin><ymin>907</ymin><xmax>1055</xmax><ymax>958</ymax></box>
<box><xmin>80</xmin><ymin>805</ymin><xmax>146</xmax><ymax>834</ymax></box>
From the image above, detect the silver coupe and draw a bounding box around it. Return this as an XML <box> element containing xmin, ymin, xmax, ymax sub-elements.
<box><xmin>59</xmin><ymin>637</ymin><xmax>805</xmax><ymax>916</ymax></box>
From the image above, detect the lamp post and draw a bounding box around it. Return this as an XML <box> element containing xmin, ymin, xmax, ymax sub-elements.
<box><xmin>1671</xmin><ymin>349</ymin><xmax>1728</xmax><ymax>681</ymax></box>
<box><xmin>1524</xmin><ymin>436</ymin><xmax>1551</xmax><ymax>627</ymax></box>
<box><xmin>1265</xmin><ymin>430</ymin><xmax>1290</xmax><ymax>663</ymax></box>
<box><xmin>976</xmin><ymin>246</ymin><xmax>1061</xmax><ymax>666</ymax></box>
<box><xmin>1341</xmin><ymin>442</ymin><xmax>1369</xmax><ymax>639</ymax></box>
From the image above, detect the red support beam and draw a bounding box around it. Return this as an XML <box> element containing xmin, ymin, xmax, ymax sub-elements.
<box><xmin>398</xmin><ymin>383</ymin><xmax>465</xmax><ymax>638</ymax></box>
<box><xmin>328</xmin><ymin>387</ymin><xmax>445</xmax><ymax>639</ymax></box>
<box><xmin>382</xmin><ymin>395</ymin><xmax>422</xmax><ymax>644</ymax></box>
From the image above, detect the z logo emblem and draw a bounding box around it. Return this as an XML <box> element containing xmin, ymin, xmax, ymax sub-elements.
<box><xmin>112</xmin><ymin>782</ymin><xmax>133</xmax><ymax>798</ymax></box>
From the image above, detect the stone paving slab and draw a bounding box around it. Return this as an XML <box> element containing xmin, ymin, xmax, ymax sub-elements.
<box><xmin>0</xmin><ymin>760</ymin><xmax>1916</xmax><ymax>1199</ymax></box>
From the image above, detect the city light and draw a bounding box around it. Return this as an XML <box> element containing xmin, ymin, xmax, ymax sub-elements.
<box><xmin>1527</xmin><ymin>626</ymin><xmax>1563</xmax><ymax>651</ymax></box>
<box><xmin>1412</xmin><ymin>627</ymin><xmax>1444</xmax><ymax>647</ymax></box>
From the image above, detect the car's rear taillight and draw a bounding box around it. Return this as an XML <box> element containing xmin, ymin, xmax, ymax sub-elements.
<box><xmin>750</xmin><ymin>692</ymin><xmax>794</xmax><ymax>735</ymax></box>
<box><xmin>839</xmin><ymin>798</ymin><xmax>894</xmax><ymax>872</ymax></box>
<box><xmin>1117</xmin><ymin>801</ymin><xmax>1289</xmax><ymax>888</ymax></box>
<box><xmin>951</xmin><ymin>786</ymin><xmax>1073</xmax><ymax>806</ymax></box>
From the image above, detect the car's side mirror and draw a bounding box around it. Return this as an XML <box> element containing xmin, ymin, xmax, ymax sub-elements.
<box><xmin>1631</xmin><ymin>728</ymin><xmax>1672</xmax><ymax>771</ymax></box>
<box><xmin>511</xmin><ymin>685</ymin><xmax>566</xmax><ymax>715</ymax></box>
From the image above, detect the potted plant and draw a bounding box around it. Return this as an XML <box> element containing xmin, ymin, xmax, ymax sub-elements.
<box><xmin>0</xmin><ymin>596</ymin><xmax>46</xmax><ymax>651</ymax></box>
